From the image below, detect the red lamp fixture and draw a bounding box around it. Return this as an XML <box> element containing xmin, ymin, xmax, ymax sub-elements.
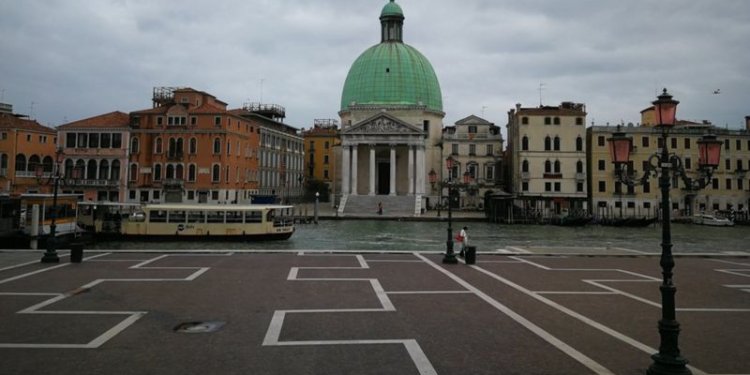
<box><xmin>653</xmin><ymin>88</ymin><xmax>679</xmax><ymax>127</ymax></box>
<box><xmin>697</xmin><ymin>134</ymin><xmax>722</xmax><ymax>168</ymax></box>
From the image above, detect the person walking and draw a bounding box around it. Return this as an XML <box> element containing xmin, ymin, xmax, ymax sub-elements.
<box><xmin>459</xmin><ymin>226</ymin><xmax>468</xmax><ymax>257</ymax></box>
<box><xmin>377</xmin><ymin>202</ymin><xmax>383</xmax><ymax>215</ymax></box>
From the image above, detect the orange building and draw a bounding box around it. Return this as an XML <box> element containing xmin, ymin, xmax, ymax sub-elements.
<box><xmin>127</xmin><ymin>88</ymin><xmax>260</xmax><ymax>203</ymax></box>
<box><xmin>0</xmin><ymin>104</ymin><xmax>58</xmax><ymax>195</ymax></box>
<box><xmin>302</xmin><ymin>119</ymin><xmax>339</xmax><ymax>192</ymax></box>
<box><xmin>56</xmin><ymin>111</ymin><xmax>130</xmax><ymax>201</ymax></box>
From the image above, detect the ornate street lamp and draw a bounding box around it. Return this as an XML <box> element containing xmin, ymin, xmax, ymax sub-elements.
<box><xmin>608</xmin><ymin>89</ymin><xmax>721</xmax><ymax>375</ymax></box>
<box><xmin>40</xmin><ymin>147</ymin><xmax>65</xmax><ymax>263</ymax></box>
<box><xmin>442</xmin><ymin>156</ymin><xmax>457</xmax><ymax>264</ymax></box>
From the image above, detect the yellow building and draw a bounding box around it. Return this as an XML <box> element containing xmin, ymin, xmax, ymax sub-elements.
<box><xmin>302</xmin><ymin>119</ymin><xmax>339</xmax><ymax>196</ymax></box>
<box><xmin>587</xmin><ymin>116</ymin><xmax>750</xmax><ymax>219</ymax></box>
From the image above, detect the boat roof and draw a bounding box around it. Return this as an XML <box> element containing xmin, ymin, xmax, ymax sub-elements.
<box><xmin>78</xmin><ymin>201</ymin><xmax>143</xmax><ymax>207</ymax></box>
<box><xmin>142</xmin><ymin>203</ymin><xmax>294</xmax><ymax>211</ymax></box>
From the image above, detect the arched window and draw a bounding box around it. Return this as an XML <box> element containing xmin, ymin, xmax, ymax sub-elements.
<box><xmin>1</xmin><ymin>154</ymin><xmax>8</xmax><ymax>171</ymax></box>
<box><xmin>154</xmin><ymin>164</ymin><xmax>162</xmax><ymax>181</ymax></box>
<box><xmin>213</xmin><ymin>138</ymin><xmax>221</xmax><ymax>154</ymax></box>
<box><xmin>522</xmin><ymin>160</ymin><xmax>529</xmax><ymax>173</ymax></box>
<box><xmin>166</xmin><ymin>164</ymin><xmax>175</xmax><ymax>179</ymax></box>
<box><xmin>99</xmin><ymin>160</ymin><xmax>109</xmax><ymax>180</ymax></box>
<box><xmin>176</xmin><ymin>138</ymin><xmax>184</xmax><ymax>155</ymax></box>
<box><xmin>87</xmin><ymin>159</ymin><xmax>97</xmax><ymax>179</ymax></box>
<box><xmin>176</xmin><ymin>164</ymin><xmax>184</xmax><ymax>180</ymax></box>
<box><xmin>28</xmin><ymin>155</ymin><xmax>41</xmax><ymax>174</ymax></box>
<box><xmin>576</xmin><ymin>136</ymin><xmax>583</xmax><ymax>151</ymax></box>
<box><xmin>188</xmin><ymin>164</ymin><xmax>196</xmax><ymax>182</ymax></box>
<box><xmin>154</xmin><ymin>137</ymin><xmax>163</xmax><ymax>154</ymax></box>
<box><xmin>212</xmin><ymin>164</ymin><xmax>220</xmax><ymax>182</ymax></box>
<box><xmin>129</xmin><ymin>163</ymin><xmax>138</xmax><ymax>181</ymax></box>
<box><xmin>42</xmin><ymin>156</ymin><xmax>54</xmax><ymax>173</ymax></box>
<box><xmin>189</xmin><ymin>138</ymin><xmax>197</xmax><ymax>154</ymax></box>
<box><xmin>131</xmin><ymin>137</ymin><xmax>139</xmax><ymax>154</ymax></box>
<box><xmin>168</xmin><ymin>138</ymin><xmax>177</xmax><ymax>157</ymax></box>
<box><xmin>64</xmin><ymin>159</ymin><xmax>74</xmax><ymax>177</ymax></box>
<box><xmin>554</xmin><ymin>160</ymin><xmax>561</xmax><ymax>173</ymax></box>
<box><xmin>554</xmin><ymin>136</ymin><xmax>560</xmax><ymax>151</ymax></box>
<box><xmin>110</xmin><ymin>160</ymin><xmax>120</xmax><ymax>181</ymax></box>
<box><xmin>15</xmin><ymin>154</ymin><xmax>27</xmax><ymax>172</ymax></box>
<box><xmin>522</xmin><ymin>136</ymin><xmax>529</xmax><ymax>151</ymax></box>
<box><xmin>544</xmin><ymin>136</ymin><xmax>551</xmax><ymax>151</ymax></box>
<box><xmin>576</xmin><ymin>160</ymin><xmax>584</xmax><ymax>173</ymax></box>
<box><xmin>545</xmin><ymin>160</ymin><xmax>552</xmax><ymax>173</ymax></box>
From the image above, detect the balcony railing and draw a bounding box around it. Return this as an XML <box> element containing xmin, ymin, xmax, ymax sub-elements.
<box><xmin>543</xmin><ymin>173</ymin><xmax>563</xmax><ymax>179</ymax></box>
<box><xmin>575</xmin><ymin>173</ymin><xmax>586</xmax><ymax>181</ymax></box>
<box><xmin>66</xmin><ymin>178</ymin><xmax>119</xmax><ymax>187</ymax></box>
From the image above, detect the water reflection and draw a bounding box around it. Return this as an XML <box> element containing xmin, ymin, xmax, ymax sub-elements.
<box><xmin>89</xmin><ymin>220</ymin><xmax>750</xmax><ymax>254</ymax></box>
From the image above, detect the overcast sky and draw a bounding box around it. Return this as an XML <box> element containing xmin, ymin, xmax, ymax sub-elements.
<box><xmin>1</xmin><ymin>0</ymin><xmax>749</xmax><ymax>132</ymax></box>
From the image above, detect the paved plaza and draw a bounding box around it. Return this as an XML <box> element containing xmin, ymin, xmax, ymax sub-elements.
<box><xmin>0</xmin><ymin>248</ymin><xmax>748</xmax><ymax>375</ymax></box>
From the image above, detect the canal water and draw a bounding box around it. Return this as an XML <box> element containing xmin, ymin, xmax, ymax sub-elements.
<box><xmin>89</xmin><ymin>220</ymin><xmax>750</xmax><ymax>254</ymax></box>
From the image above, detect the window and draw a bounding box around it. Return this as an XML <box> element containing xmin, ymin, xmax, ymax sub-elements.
<box><xmin>726</xmin><ymin>159</ymin><xmax>731</xmax><ymax>170</ymax></box>
<box><xmin>189</xmin><ymin>138</ymin><xmax>197</xmax><ymax>154</ymax></box>
<box><xmin>521</xmin><ymin>117</ymin><xmax>528</xmax><ymax>125</ymax></box>
<box><xmin>129</xmin><ymin>163</ymin><xmax>138</xmax><ymax>181</ymax></box>
<box><xmin>324</xmin><ymin>155</ymin><xmax>329</xmax><ymax>164</ymax></box>
<box><xmin>598</xmin><ymin>136</ymin><xmax>605</xmax><ymax>147</ymax></box>
<box><xmin>188</xmin><ymin>164</ymin><xmax>196</xmax><ymax>182</ymax></box>
<box><xmin>469</xmin><ymin>144</ymin><xmax>476</xmax><ymax>156</ymax></box>
<box><xmin>154</xmin><ymin>137</ymin><xmax>163</xmax><ymax>154</ymax></box>
<box><xmin>212</xmin><ymin>164</ymin><xmax>220</xmax><ymax>182</ymax></box>
<box><xmin>214</xmin><ymin>116</ymin><xmax>222</xmax><ymax>127</ymax></box>
<box><xmin>522</xmin><ymin>136</ymin><xmax>529</xmax><ymax>151</ymax></box>
<box><xmin>725</xmin><ymin>139</ymin><xmax>730</xmax><ymax>150</ymax></box>
<box><xmin>486</xmin><ymin>144</ymin><xmax>493</xmax><ymax>155</ymax></box>
<box><xmin>712</xmin><ymin>178</ymin><xmax>719</xmax><ymax>189</ymax></box>
<box><xmin>544</xmin><ymin>117</ymin><xmax>551</xmax><ymax>125</ymax></box>
<box><xmin>671</xmin><ymin>138</ymin><xmax>677</xmax><ymax>148</ymax></box>
<box><xmin>598</xmin><ymin>181</ymin><xmax>606</xmax><ymax>192</ymax></box>
<box><xmin>684</xmin><ymin>138</ymin><xmax>691</xmax><ymax>149</ymax></box>
<box><xmin>576</xmin><ymin>161</ymin><xmax>583</xmax><ymax>173</ymax></box>
<box><xmin>89</xmin><ymin>133</ymin><xmax>99</xmax><ymax>148</ymax></box>
<box><xmin>553</xmin><ymin>136</ymin><xmax>560</xmax><ymax>151</ymax></box>
<box><xmin>576</xmin><ymin>182</ymin><xmax>583</xmax><ymax>192</ymax></box>
<box><xmin>213</xmin><ymin>138</ymin><xmax>221</xmax><ymax>154</ymax></box>
<box><xmin>598</xmin><ymin>160</ymin><xmax>605</xmax><ymax>171</ymax></box>
<box><xmin>191</xmin><ymin>117</ymin><xmax>196</xmax><ymax>125</ymax></box>
<box><xmin>131</xmin><ymin>137</ymin><xmax>139</xmax><ymax>154</ymax></box>
<box><xmin>101</xmin><ymin>133</ymin><xmax>112</xmax><ymax>148</ymax></box>
<box><xmin>154</xmin><ymin>164</ymin><xmax>162</xmax><ymax>181</ymax></box>
<box><xmin>485</xmin><ymin>164</ymin><xmax>494</xmax><ymax>180</ymax></box>
<box><xmin>576</xmin><ymin>137</ymin><xmax>583</xmax><ymax>151</ymax></box>
<box><xmin>468</xmin><ymin>125</ymin><xmax>477</xmax><ymax>133</ymax></box>
<box><xmin>324</xmin><ymin>141</ymin><xmax>329</xmax><ymax>149</ymax></box>
<box><xmin>544</xmin><ymin>136</ymin><xmax>551</xmax><ymax>151</ymax></box>
<box><xmin>424</xmin><ymin>120</ymin><xmax>430</xmax><ymax>134</ymax></box>
<box><xmin>451</xmin><ymin>144</ymin><xmax>458</xmax><ymax>155</ymax></box>
<box><xmin>66</xmin><ymin>133</ymin><xmax>76</xmax><ymax>148</ymax></box>
<box><xmin>522</xmin><ymin>160</ymin><xmax>529</xmax><ymax>173</ymax></box>
<box><xmin>554</xmin><ymin>182</ymin><xmax>560</xmax><ymax>191</ymax></box>
<box><xmin>545</xmin><ymin>182</ymin><xmax>551</xmax><ymax>191</ymax></box>
<box><xmin>522</xmin><ymin>182</ymin><xmax>529</xmax><ymax>191</ymax></box>
<box><xmin>553</xmin><ymin>117</ymin><xmax>560</xmax><ymax>125</ymax></box>
<box><xmin>642</xmin><ymin>136</ymin><xmax>649</xmax><ymax>147</ymax></box>
<box><xmin>112</xmin><ymin>133</ymin><xmax>122</xmax><ymax>148</ymax></box>
<box><xmin>739</xmin><ymin>179</ymin><xmax>744</xmax><ymax>190</ymax></box>
<box><xmin>737</xmin><ymin>139</ymin><xmax>742</xmax><ymax>151</ymax></box>
<box><xmin>726</xmin><ymin>179</ymin><xmax>732</xmax><ymax>190</ymax></box>
<box><xmin>227</xmin><ymin>141</ymin><xmax>231</xmax><ymax>156</ymax></box>
<box><xmin>544</xmin><ymin>160</ymin><xmax>552</xmax><ymax>173</ymax></box>
<box><xmin>576</xmin><ymin>117</ymin><xmax>583</xmax><ymax>125</ymax></box>
<box><xmin>554</xmin><ymin>160</ymin><xmax>561</xmax><ymax>173</ymax></box>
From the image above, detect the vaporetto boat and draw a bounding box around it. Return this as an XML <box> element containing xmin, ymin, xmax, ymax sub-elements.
<box><xmin>78</xmin><ymin>202</ymin><xmax>295</xmax><ymax>241</ymax></box>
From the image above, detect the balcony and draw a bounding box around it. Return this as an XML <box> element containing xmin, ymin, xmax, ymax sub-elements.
<box><xmin>520</xmin><ymin>172</ymin><xmax>530</xmax><ymax>181</ymax></box>
<box><xmin>164</xmin><ymin>179</ymin><xmax>184</xmax><ymax>190</ymax></box>
<box><xmin>66</xmin><ymin>178</ymin><xmax>119</xmax><ymax>188</ymax></box>
<box><xmin>167</xmin><ymin>151</ymin><xmax>184</xmax><ymax>161</ymax></box>
<box><xmin>575</xmin><ymin>173</ymin><xmax>586</xmax><ymax>181</ymax></box>
<box><xmin>543</xmin><ymin>173</ymin><xmax>563</xmax><ymax>179</ymax></box>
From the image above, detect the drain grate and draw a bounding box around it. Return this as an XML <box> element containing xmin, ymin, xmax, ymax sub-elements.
<box><xmin>173</xmin><ymin>321</ymin><xmax>225</xmax><ymax>333</ymax></box>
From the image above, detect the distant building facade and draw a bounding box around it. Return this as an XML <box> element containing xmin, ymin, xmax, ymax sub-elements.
<box><xmin>441</xmin><ymin>115</ymin><xmax>504</xmax><ymax>208</ymax></box>
<box><xmin>0</xmin><ymin>104</ymin><xmax>58</xmax><ymax>195</ymax></box>
<box><xmin>302</xmin><ymin>119</ymin><xmax>340</xmax><ymax>193</ymax></box>
<box><xmin>506</xmin><ymin>102</ymin><xmax>588</xmax><ymax>217</ymax></box>
<box><xmin>128</xmin><ymin>88</ymin><xmax>260</xmax><ymax>204</ymax></box>
<box><xmin>56</xmin><ymin>111</ymin><xmax>130</xmax><ymax>201</ymax></box>
<box><xmin>588</xmin><ymin>115</ymin><xmax>750</xmax><ymax>219</ymax></box>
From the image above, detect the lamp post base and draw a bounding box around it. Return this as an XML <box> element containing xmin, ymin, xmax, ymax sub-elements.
<box><xmin>647</xmin><ymin>353</ymin><xmax>691</xmax><ymax>375</ymax></box>
<box><xmin>40</xmin><ymin>236</ymin><xmax>59</xmax><ymax>263</ymax></box>
<box><xmin>442</xmin><ymin>241</ymin><xmax>457</xmax><ymax>264</ymax></box>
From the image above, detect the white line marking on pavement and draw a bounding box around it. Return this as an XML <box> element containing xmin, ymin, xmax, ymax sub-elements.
<box><xmin>263</xmin><ymin>254</ymin><xmax>437</xmax><ymax>375</ymax></box>
<box><xmin>415</xmin><ymin>253</ymin><xmax>616</xmax><ymax>375</ymax></box>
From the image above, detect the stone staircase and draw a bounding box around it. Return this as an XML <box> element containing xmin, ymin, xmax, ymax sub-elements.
<box><xmin>339</xmin><ymin>195</ymin><xmax>420</xmax><ymax>217</ymax></box>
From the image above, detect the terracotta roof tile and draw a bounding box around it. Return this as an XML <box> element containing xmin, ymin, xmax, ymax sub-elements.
<box><xmin>0</xmin><ymin>113</ymin><xmax>55</xmax><ymax>133</ymax></box>
<box><xmin>57</xmin><ymin>111</ymin><xmax>130</xmax><ymax>129</ymax></box>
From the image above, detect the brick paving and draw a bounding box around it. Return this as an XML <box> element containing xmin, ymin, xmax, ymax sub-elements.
<box><xmin>0</xmin><ymin>250</ymin><xmax>748</xmax><ymax>375</ymax></box>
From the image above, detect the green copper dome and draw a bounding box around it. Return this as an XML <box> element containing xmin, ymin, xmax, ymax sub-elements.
<box><xmin>381</xmin><ymin>0</ymin><xmax>403</xmax><ymax>17</ymax></box>
<box><xmin>340</xmin><ymin>1</ymin><xmax>443</xmax><ymax>112</ymax></box>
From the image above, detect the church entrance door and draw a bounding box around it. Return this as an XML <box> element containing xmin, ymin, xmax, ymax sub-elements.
<box><xmin>377</xmin><ymin>162</ymin><xmax>390</xmax><ymax>195</ymax></box>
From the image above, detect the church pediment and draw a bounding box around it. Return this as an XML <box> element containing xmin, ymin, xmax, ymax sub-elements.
<box><xmin>343</xmin><ymin>113</ymin><xmax>423</xmax><ymax>135</ymax></box>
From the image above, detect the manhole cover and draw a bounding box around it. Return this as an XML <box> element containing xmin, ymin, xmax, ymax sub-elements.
<box><xmin>174</xmin><ymin>321</ymin><xmax>225</xmax><ymax>333</ymax></box>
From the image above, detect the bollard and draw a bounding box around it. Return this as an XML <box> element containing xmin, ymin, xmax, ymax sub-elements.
<box><xmin>70</xmin><ymin>242</ymin><xmax>84</xmax><ymax>263</ymax></box>
<box><xmin>465</xmin><ymin>246</ymin><xmax>476</xmax><ymax>265</ymax></box>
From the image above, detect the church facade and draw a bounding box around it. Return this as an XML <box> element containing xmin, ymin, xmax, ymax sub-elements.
<box><xmin>337</xmin><ymin>0</ymin><xmax>444</xmax><ymax>214</ymax></box>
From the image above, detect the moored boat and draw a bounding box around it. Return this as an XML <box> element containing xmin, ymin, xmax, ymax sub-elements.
<box><xmin>692</xmin><ymin>214</ymin><xmax>734</xmax><ymax>227</ymax></box>
<box><xmin>78</xmin><ymin>202</ymin><xmax>295</xmax><ymax>241</ymax></box>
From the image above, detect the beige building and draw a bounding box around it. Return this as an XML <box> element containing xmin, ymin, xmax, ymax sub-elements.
<box><xmin>506</xmin><ymin>102</ymin><xmax>588</xmax><ymax>218</ymax></box>
<box><xmin>441</xmin><ymin>115</ymin><xmax>504</xmax><ymax>209</ymax></box>
<box><xmin>587</xmin><ymin>116</ymin><xmax>750</xmax><ymax>219</ymax></box>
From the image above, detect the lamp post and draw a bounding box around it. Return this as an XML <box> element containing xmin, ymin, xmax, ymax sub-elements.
<box><xmin>608</xmin><ymin>89</ymin><xmax>721</xmax><ymax>375</ymax></box>
<box><xmin>314</xmin><ymin>191</ymin><xmax>319</xmax><ymax>224</ymax></box>
<box><xmin>442</xmin><ymin>156</ymin><xmax>457</xmax><ymax>264</ymax></box>
<box><xmin>40</xmin><ymin>147</ymin><xmax>64</xmax><ymax>263</ymax></box>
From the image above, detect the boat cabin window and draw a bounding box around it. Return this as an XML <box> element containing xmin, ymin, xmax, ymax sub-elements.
<box><xmin>168</xmin><ymin>211</ymin><xmax>186</xmax><ymax>223</ymax></box>
<box><xmin>187</xmin><ymin>211</ymin><xmax>205</xmax><ymax>223</ymax></box>
<box><xmin>266</xmin><ymin>209</ymin><xmax>275</xmax><ymax>223</ymax></box>
<box><xmin>226</xmin><ymin>211</ymin><xmax>243</xmax><ymax>223</ymax></box>
<box><xmin>131</xmin><ymin>212</ymin><xmax>146</xmax><ymax>222</ymax></box>
<box><xmin>245</xmin><ymin>211</ymin><xmax>262</xmax><ymax>223</ymax></box>
<box><xmin>207</xmin><ymin>211</ymin><xmax>225</xmax><ymax>223</ymax></box>
<box><xmin>150</xmin><ymin>210</ymin><xmax>167</xmax><ymax>223</ymax></box>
